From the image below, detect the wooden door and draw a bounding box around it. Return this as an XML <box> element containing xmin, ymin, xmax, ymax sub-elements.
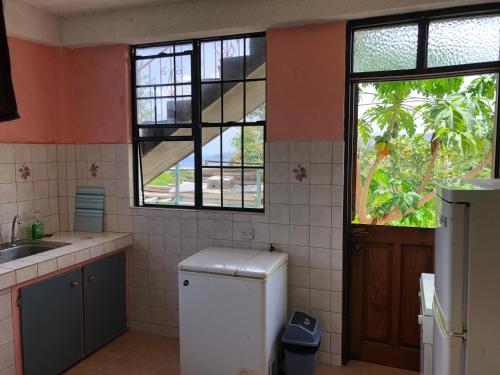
<box><xmin>349</xmin><ymin>224</ymin><xmax>434</xmax><ymax>371</ymax></box>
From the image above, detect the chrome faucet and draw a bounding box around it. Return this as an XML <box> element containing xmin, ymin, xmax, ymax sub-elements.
<box><xmin>10</xmin><ymin>215</ymin><xmax>22</xmax><ymax>245</ymax></box>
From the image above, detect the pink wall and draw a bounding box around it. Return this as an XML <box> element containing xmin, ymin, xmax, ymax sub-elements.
<box><xmin>57</xmin><ymin>45</ymin><xmax>131</xmax><ymax>144</ymax></box>
<box><xmin>267</xmin><ymin>22</ymin><xmax>346</xmax><ymax>141</ymax></box>
<box><xmin>4</xmin><ymin>22</ymin><xmax>345</xmax><ymax>144</ymax></box>
<box><xmin>1</xmin><ymin>37</ymin><xmax>130</xmax><ymax>144</ymax></box>
<box><xmin>0</xmin><ymin>37</ymin><xmax>61</xmax><ymax>143</ymax></box>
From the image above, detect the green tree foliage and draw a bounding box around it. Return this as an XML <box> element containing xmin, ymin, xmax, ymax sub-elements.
<box><xmin>356</xmin><ymin>74</ymin><xmax>497</xmax><ymax>227</ymax></box>
<box><xmin>230</xmin><ymin>127</ymin><xmax>264</xmax><ymax>165</ymax></box>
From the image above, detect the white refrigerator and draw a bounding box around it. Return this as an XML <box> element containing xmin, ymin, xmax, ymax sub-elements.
<box><xmin>434</xmin><ymin>179</ymin><xmax>500</xmax><ymax>375</ymax></box>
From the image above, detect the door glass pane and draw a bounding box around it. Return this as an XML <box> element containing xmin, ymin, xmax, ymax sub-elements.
<box><xmin>427</xmin><ymin>15</ymin><xmax>500</xmax><ymax>67</ymax></box>
<box><xmin>354</xmin><ymin>74</ymin><xmax>497</xmax><ymax>228</ymax></box>
<box><xmin>353</xmin><ymin>24</ymin><xmax>419</xmax><ymax>72</ymax></box>
<box><xmin>139</xmin><ymin>141</ymin><xmax>195</xmax><ymax>206</ymax></box>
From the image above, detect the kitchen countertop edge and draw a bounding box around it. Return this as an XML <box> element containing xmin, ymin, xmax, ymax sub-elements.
<box><xmin>0</xmin><ymin>231</ymin><xmax>133</xmax><ymax>289</ymax></box>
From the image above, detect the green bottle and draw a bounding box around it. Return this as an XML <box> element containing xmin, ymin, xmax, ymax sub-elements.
<box><xmin>32</xmin><ymin>210</ymin><xmax>45</xmax><ymax>240</ymax></box>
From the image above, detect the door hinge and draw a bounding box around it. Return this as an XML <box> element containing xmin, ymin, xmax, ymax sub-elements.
<box><xmin>17</xmin><ymin>296</ymin><xmax>21</xmax><ymax>307</ymax></box>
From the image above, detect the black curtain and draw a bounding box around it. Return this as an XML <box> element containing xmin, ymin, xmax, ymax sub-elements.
<box><xmin>0</xmin><ymin>2</ymin><xmax>19</xmax><ymax>122</ymax></box>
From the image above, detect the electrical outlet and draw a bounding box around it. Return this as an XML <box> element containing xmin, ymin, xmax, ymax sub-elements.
<box><xmin>241</xmin><ymin>229</ymin><xmax>253</xmax><ymax>241</ymax></box>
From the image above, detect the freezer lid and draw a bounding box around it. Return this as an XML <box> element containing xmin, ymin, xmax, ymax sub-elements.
<box><xmin>179</xmin><ymin>247</ymin><xmax>255</xmax><ymax>276</ymax></box>
<box><xmin>437</xmin><ymin>178</ymin><xmax>500</xmax><ymax>203</ymax></box>
<box><xmin>420</xmin><ymin>273</ymin><xmax>435</xmax><ymax>317</ymax></box>
<box><xmin>178</xmin><ymin>247</ymin><xmax>288</xmax><ymax>279</ymax></box>
<box><xmin>235</xmin><ymin>251</ymin><xmax>288</xmax><ymax>279</ymax></box>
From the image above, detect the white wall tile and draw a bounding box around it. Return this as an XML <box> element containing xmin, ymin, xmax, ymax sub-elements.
<box><xmin>290</xmin><ymin>184</ymin><xmax>310</xmax><ymax>205</ymax></box>
<box><xmin>310</xmin><ymin>185</ymin><xmax>332</xmax><ymax>206</ymax></box>
<box><xmin>0</xmin><ymin>145</ymin><xmax>14</xmax><ymax>164</ymax></box>
<box><xmin>290</xmin><ymin>142</ymin><xmax>310</xmax><ymax>163</ymax></box>
<box><xmin>310</xmin><ymin>206</ymin><xmax>331</xmax><ymax>227</ymax></box>
<box><xmin>14</xmin><ymin>145</ymin><xmax>31</xmax><ymax>163</ymax></box>
<box><xmin>310</xmin><ymin>164</ymin><xmax>331</xmax><ymax>185</ymax></box>
<box><xmin>269</xmin><ymin>204</ymin><xmax>289</xmax><ymax>224</ymax></box>
<box><xmin>0</xmin><ymin>166</ymin><xmax>15</xmax><ymax>184</ymax></box>
<box><xmin>290</xmin><ymin>267</ymin><xmax>309</xmax><ymax>288</ymax></box>
<box><xmin>269</xmin><ymin>224</ymin><xmax>289</xmax><ymax>245</ymax></box>
<box><xmin>269</xmin><ymin>163</ymin><xmax>289</xmax><ymax>184</ymax></box>
<box><xmin>269</xmin><ymin>142</ymin><xmax>289</xmax><ymax>162</ymax></box>
<box><xmin>332</xmin><ymin>163</ymin><xmax>344</xmax><ymax>186</ymax></box>
<box><xmin>269</xmin><ymin>183</ymin><xmax>289</xmax><ymax>204</ymax></box>
<box><xmin>290</xmin><ymin>205</ymin><xmax>309</xmax><ymax>226</ymax></box>
<box><xmin>289</xmin><ymin>246</ymin><xmax>309</xmax><ymax>267</ymax></box>
<box><xmin>311</xmin><ymin>142</ymin><xmax>333</xmax><ymax>163</ymax></box>
<box><xmin>310</xmin><ymin>289</ymin><xmax>330</xmax><ymax>311</ymax></box>
<box><xmin>289</xmin><ymin>225</ymin><xmax>309</xmax><ymax>247</ymax></box>
<box><xmin>310</xmin><ymin>247</ymin><xmax>332</xmax><ymax>270</ymax></box>
<box><xmin>309</xmin><ymin>227</ymin><xmax>331</xmax><ymax>248</ymax></box>
<box><xmin>310</xmin><ymin>268</ymin><xmax>331</xmax><ymax>291</ymax></box>
<box><xmin>214</xmin><ymin>220</ymin><xmax>232</xmax><ymax>240</ymax></box>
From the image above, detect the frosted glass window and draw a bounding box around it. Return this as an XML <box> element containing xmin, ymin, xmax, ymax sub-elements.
<box><xmin>353</xmin><ymin>24</ymin><xmax>419</xmax><ymax>72</ymax></box>
<box><xmin>427</xmin><ymin>16</ymin><xmax>500</xmax><ymax>67</ymax></box>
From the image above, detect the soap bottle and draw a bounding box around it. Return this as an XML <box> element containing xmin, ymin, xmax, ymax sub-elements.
<box><xmin>32</xmin><ymin>210</ymin><xmax>45</xmax><ymax>240</ymax></box>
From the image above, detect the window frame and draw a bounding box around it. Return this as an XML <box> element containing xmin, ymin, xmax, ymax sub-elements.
<box><xmin>130</xmin><ymin>32</ymin><xmax>266</xmax><ymax>212</ymax></box>
<box><xmin>342</xmin><ymin>3</ymin><xmax>500</xmax><ymax>365</ymax></box>
<box><xmin>347</xmin><ymin>4</ymin><xmax>500</xmax><ymax>81</ymax></box>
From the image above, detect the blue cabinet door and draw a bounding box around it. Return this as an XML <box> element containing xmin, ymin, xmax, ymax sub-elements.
<box><xmin>83</xmin><ymin>251</ymin><xmax>127</xmax><ymax>355</ymax></box>
<box><xmin>20</xmin><ymin>268</ymin><xmax>83</xmax><ymax>375</ymax></box>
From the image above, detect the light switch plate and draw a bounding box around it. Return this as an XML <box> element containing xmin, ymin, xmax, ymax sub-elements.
<box><xmin>241</xmin><ymin>229</ymin><xmax>253</xmax><ymax>241</ymax></box>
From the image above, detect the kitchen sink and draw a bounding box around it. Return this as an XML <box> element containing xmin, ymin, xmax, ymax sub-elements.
<box><xmin>0</xmin><ymin>240</ymin><xmax>70</xmax><ymax>264</ymax></box>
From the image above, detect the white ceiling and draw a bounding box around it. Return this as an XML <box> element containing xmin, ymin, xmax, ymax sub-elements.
<box><xmin>21</xmin><ymin>0</ymin><xmax>187</xmax><ymax>16</ymax></box>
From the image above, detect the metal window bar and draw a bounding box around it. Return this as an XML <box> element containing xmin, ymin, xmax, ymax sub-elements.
<box><xmin>131</xmin><ymin>32</ymin><xmax>266</xmax><ymax>211</ymax></box>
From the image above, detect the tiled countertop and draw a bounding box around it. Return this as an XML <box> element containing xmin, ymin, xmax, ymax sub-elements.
<box><xmin>0</xmin><ymin>232</ymin><xmax>132</xmax><ymax>290</ymax></box>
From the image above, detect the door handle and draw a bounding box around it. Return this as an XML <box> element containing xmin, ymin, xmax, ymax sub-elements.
<box><xmin>70</xmin><ymin>281</ymin><xmax>80</xmax><ymax>288</ymax></box>
<box><xmin>88</xmin><ymin>275</ymin><xmax>96</xmax><ymax>282</ymax></box>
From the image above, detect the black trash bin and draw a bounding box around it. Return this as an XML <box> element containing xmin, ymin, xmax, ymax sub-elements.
<box><xmin>281</xmin><ymin>312</ymin><xmax>321</xmax><ymax>375</ymax></box>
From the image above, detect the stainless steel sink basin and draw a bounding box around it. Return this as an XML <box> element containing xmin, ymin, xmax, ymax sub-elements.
<box><xmin>0</xmin><ymin>240</ymin><xmax>70</xmax><ymax>264</ymax></box>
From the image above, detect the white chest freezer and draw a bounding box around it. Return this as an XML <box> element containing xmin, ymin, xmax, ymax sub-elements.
<box><xmin>178</xmin><ymin>247</ymin><xmax>288</xmax><ymax>375</ymax></box>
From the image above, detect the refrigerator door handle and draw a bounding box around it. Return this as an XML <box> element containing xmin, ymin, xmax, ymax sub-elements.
<box><xmin>433</xmin><ymin>295</ymin><xmax>467</xmax><ymax>340</ymax></box>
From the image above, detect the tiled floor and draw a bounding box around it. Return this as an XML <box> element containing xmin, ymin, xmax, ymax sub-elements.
<box><xmin>65</xmin><ymin>331</ymin><xmax>418</xmax><ymax>375</ymax></box>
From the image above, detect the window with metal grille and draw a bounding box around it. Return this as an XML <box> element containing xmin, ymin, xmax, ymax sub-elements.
<box><xmin>131</xmin><ymin>34</ymin><xmax>266</xmax><ymax>211</ymax></box>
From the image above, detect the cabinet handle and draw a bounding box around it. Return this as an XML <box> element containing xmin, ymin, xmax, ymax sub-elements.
<box><xmin>88</xmin><ymin>275</ymin><xmax>96</xmax><ymax>282</ymax></box>
<box><xmin>70</xmin><ymin>281</ymin><xmax>80</xmax><ymax>288</ymax></box>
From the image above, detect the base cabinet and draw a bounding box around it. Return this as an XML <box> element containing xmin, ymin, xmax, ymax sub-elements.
<box><xmin>20</xmin><ymin>269</ymin><xmax>83</xmax><ymax>375</ymax></box>
<box><xmin>19</xmin><ymin>251</ymin><xmax>127</xmax><ymax>375</ymax></box>
<box><xmin>83</xmin><ymin>252</ymin><xmax>127</xmax><ymax>355</ymax></box>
